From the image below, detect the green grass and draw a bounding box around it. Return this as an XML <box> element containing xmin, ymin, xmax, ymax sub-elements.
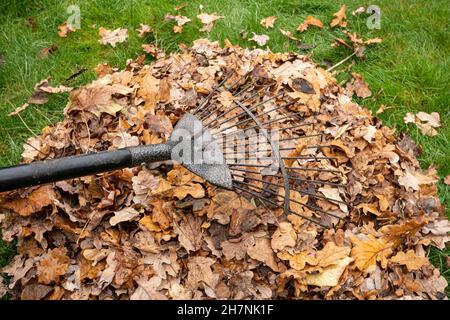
<box><xmin>0</xmin><ymin>0</ymin><xmax>449</xmax><ymax>296</ymax></box>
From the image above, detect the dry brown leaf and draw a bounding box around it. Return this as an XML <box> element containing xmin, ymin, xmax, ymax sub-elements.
<box><xmin>403</xmin><ymin>111</ymin><xmax>441</xmax><ymax>136</ymax></box>
<box><xmin>249</xmin><ymin>32</ymin><xmax>269</xmax><ymax>46</ymax></box>
<box><xmin>330</xmin><ymin>4</ymin><xmax>347</xmax><ymax>28</ymax></box>
<box><xmin>298</xmin><ymin>257</ymin><xmax>353</xmax><ymax>287</ymax></box>
<box><xmin>350</xmin><ymin>235</ymin><xmax>394</xmax><ymax>272</ymax></box>
<box><xmin>260</xmin><ymin>16</ymin><xmax>277</xmax><ymax>29</ymax></box>
<box><xmin>57</xmin><ymin>22</ymin><xmax>75</xmax><ymax>37</ymax></box>
<box><xmin>98</xmin><ymin>27</ymin><xmax>128</xmax><ymax>47</ymax></box>
<box><xmin>444</xmin><ymin>175</ymin><xmax>450</xmax><ymax>186</ymax></box>
<box><xmin>136</xmin><ymin>24</ymin><xmax>153</xmax><ymax>37</ymax></box>
<box><xmin>346</xmin><ymin>72</ymin><xmax>372</xmax><ymax>98</ymax></box>
<box><xmin>174</xmin><ymin>215</ymin><xmax>203</xmax><ymax>252</ymax></box>
<box><xmin>36</xmin><ymin>248</ymin><xmax>70</xmax><ymax>284</ymax></box>
<box><xmin>279</xmin><ymin>29</ymin><xmax>299</xmax><ymax>41</ymax></box>
<box><xmin>197</xmin><ymin>13</ymin><xmax>224</xmax><ymax>32</ymax></box>
<box><xmin>352</xmin><ymin>6</ymin><xmax>365</xmax><ymax>15</ymax></box>
<box><xmin>297</xmin><ymin>15</ymin><xmax>323</xmax><ymax>32</ymax></box>
<box><xmin>3</xmin><ymin>185</ymin><xmax>55</xmax><ymax>216</ymax></box>
<box><xmin>109</xmin><ymin>207</ymin><xmax>140</xmax><ymax>226</ymax></box>
<box><xmin>247</xmin><ymin>237</ymin><xmax>279</xmax><ymax>271</ymax></box>
<box><xmin>271</xmin><ymin>222</ymin><xmax>297</xmax><ymax>251</ymax></box>
<box><xmin>391</xmin><ymin>250</ymin><xmax>428</xmax><ymax>271</ymax></box>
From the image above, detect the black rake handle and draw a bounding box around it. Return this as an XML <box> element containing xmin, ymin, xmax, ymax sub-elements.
<box><xmin>0</xmin><ymin>144</ymin><xmax>172</xmax><ymax>192</ymax></box>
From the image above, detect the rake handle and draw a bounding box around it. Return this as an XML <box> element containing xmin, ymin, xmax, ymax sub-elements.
<box><xmin>0</xmin><ymin>144</ymin><xmax>172</xmax><ymax>192</ymax></box>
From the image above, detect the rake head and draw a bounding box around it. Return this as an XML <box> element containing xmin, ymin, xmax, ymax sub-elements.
<box><xmin>178</xmin><ymin>70</ymin><xmax>349</xmax><ymax>228</ymax></box>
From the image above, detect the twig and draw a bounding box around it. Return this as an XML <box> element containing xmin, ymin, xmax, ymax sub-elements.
<box><xmin>326</xmin><ymin>51</ymin><xmax>357</xmax><ymax>73</ymax></box>
<box><xmin>17</xmin><ymin>113</ymin><xmax>37</xmax><ymax>137</ymax></box>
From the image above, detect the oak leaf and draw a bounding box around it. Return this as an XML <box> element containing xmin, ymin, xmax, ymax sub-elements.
<box><xmin>3</xmin><ymin>185</ymin><xmax>55</xmax><ymax>216</ymax></box>
<box><xmin>350</xmin><ymin>235</ymin><xmax>394</xmax><ymax>271</ymax></box>
<box><xmin>297</xmin><ymin>16</ymin><xmax>323</xmax><ymax>32</ymax></box>
<box><xmin>391</xmin><ymin>250</ymin><xmax>428</xmax><ymax>271</ymax></box>
<box><xmin>330</xmin><ymin>4</ymin><xmax>347</xmax><ymax>28</ymax></box>
<box><xmin>260</xmin><ymin>16</ymin><xmax>277</xmax><ymax>29</ymax></box>
<box><xmin>98</xmin><ymin>27</ymin><xmax>128</xmax><ymax>47</ymax></box>
<box><xmin>36</xmin><ymin>248</ymin><xmax>70</xmax><ymax>284</ymax></box>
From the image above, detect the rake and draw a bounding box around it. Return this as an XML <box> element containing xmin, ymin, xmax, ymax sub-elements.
<box><xmin>0</xmin><ymin>69</ymin><xmax>349</xmax><ymax>227</ymax></box>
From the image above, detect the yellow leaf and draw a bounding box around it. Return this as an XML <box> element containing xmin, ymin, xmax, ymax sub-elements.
<box><xmin>298</xmin><ymin>257</ymin><xmax>353</xmax><ymax>287</ymax></box>
<box><xmin>314</xmin><ymin>242</ymin><xmax>351</xmax><ymax>269</ymax></box>
<box><xmin>350</xmin><ymin>234</ymin><xmax>394</xmax><ymax>271</ymax></box>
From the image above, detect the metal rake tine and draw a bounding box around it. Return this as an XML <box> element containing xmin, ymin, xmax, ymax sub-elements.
<box><xmin>232</xmin><ymin>179</ymin><xmax>346</xmax><ymax>221</ymax></box>
<box><xmin>229</xmin><ymin>167</ymin><xmax>346</xmax><ymax>188</ymax></box>
<box><xmin>214</xmin><ymin>101</ymin><xmax>297</xmax><ymax>135</ymax></box>
<box><xmin>210</xmin><ymin>92</ymin><xmax>284</xmax><ymax>130</ymax></box>
<box><xmin>198</xmin><ymin>73</ymin><xmax>251</xmax><ymax>121</ymax></box>
<box><xmin>202</xmin><ymin>88</ymin><xmax>265</xmax><ymax>126</ymax></box>
<box><xmin>222</xmin><ymin>144</ymin><xmax>333</xmax><ymax>155</ymax></box>
<box><xmin>192</xmin><ymin>71</ymin><xmax>234</xmax><ymax>115</ymax></box>
<box><xmin>218</xmin><ymin>133</ymin><xmax>325</xmax><ymax>150</ymax></box>
<box><xmin>226</xmin><ymin>162</ymin><xmax>342</xmax><ymax>173</ymax></box>
<box><xmin>232</xmin><ymin>173</ymin><xmax>349</xmax><ymax>207</ymax></box>
<box><xmin>218</xmin><ymin>121</ymin><xmax>314</xmax><ymax>142</ymax></box>
<box><xmin>232</xmin><ymin>183</ymin><xmax>329</xmax><ymax>227</ymax></box>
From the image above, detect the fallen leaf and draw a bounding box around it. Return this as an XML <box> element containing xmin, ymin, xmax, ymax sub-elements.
<box><xmin>444</xmin><ymin>175</ymin><xmax>450</xmax><ymax>186</ymax></box>
<box><xmin>346</xmin><ymin>72</ymin><xmax>371</xmax><ymax>98</ymax></box>
<box><xmin>279</xmin><ymin>29</ymin><xmax>299</xmax><ymax>41</ymax></box>
<box><xmin>249</xmin><ymin>32</ymin><xmax>269</xmax><ymax>46</ymax></box>
<box><xmin>38</xmin><ymin>45</ymin><xmax>58</xmax><ymax>60</ymax></box>
<box><xmin>3</xmin><ymin>185</ymin><xmax>55</xmax><ymax>216</ymax></box>
<box><xmin>57</xmin><ymin>22</ymin><xmax>75</xmax><ymax>37</ymax></box>
<box><xmin>352</xmin><ymin>6</ymin><xmax>365</xmax><ymax>15</ymax></box>
<box><xmin>330</xmin><ymin>4</ymin><xmax>347</xmax><ymax>28</ymax></box>
<box><xmin>174</xmin><ymin>215</ymin><xmax>203</xmax><ymax>252</ymax></box>
<box><xmin>271</xmin><ymin>222</ymin><xmax>297</xmax><ymax>251</ymax></box>
<box><xmin>98</xmin><ymin>27</ymin><xmax>128</xmax><ymax>47</ymax></box>
<box><xmin>260</xmin><ymin>16</ymin><xmax>277</xmax><ymax>29</ymax></box>
<box><xmin>297</xmin><ymin>15</ymin><xmax>323</xmax><ymax>32</ymax></box>
<box><xmin>247</xmin><ymin>237</ymin><xmax>279</xmax><ymax>271</ymax></box>
<box><xmin>36</xmin><ymin>248</ymin><xmax>70</xmax><ymax>284</ymax></box>
<box><xmin>298</xmin><ymin>257</ymin><xmax>353</xmax><ymax>287</ymax></box>
<box><xmin>391</xmin><ymin>250</ymin><xmax>428</xmax><ymax>271</ymax></box>
<box><xmin>136</xmin><ymin>24</ymin><xmax>153</xmax><ymax>37</ymax></box>
<box><xmin>109</xmin><ymin>207</ymin><xmax>140</xmax><ymax>226</ymax></box>
<box><xmin>197</xmin><ymin>13</ymin><xmax>224</xmax><ymax>32</ymax></box>
<box><xmin>350</xmin><ymin>235</ymin><xmax>394</xmax><ymax>272</ymax></box>
<box><xmin>20</xmin><ymin>284</ymin><xmax>53</xmax><ymax>300</ymax></box>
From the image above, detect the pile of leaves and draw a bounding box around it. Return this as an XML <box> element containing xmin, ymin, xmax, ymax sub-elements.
<box><xmin>1</xmin><ymin>39</ymin><xmax>448</xmax><ymax>300</ymax></box>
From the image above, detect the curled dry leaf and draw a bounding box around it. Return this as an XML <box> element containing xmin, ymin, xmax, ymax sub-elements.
<box><xmin>98</xmin><ymin>27</ymin><xmax>128</xmax><ymax>47</ymax></box>
<box><xmin>279</xmin><ymin>29</ymin><xmax>299</xmax><ymax>41</ymax></box>
<box><xmin>391</xmin><ymin>250</ymin><xmax>428</xmax><ymax>272</ymax></box>
<box><xmin>3</xmin><ymin>185</ymin><xmax>55</xmax><ymax>216</ymax></box>
<box><xmin>136</xmin><ymin>24</ymin><xmax>153</xmax><ymax>37</ymax></box>
<box><xmin>346</xmin><ymin>72</ymin><xmax>372</xmax><ymax>98</ymax></box>
<box><xmin>404</xmin><ymin>111</ymin><xmax>441</xmax><ymax>136</ymax></box>
<box><xmin>260</xmin><ymin>16</ymin><xmax>277</xmax><ymax>29</ymax></box>
<box><xmin>249</xmin><ymin>32</ymin><xmax>269</xmax><ymax>46</ymax></box>
<box><xmin>330</xmin><ymin>4</ymin><xmax>347</xmax><ymax>28</ymax></box>
<box><xmin>297</xmin><ymin>15</ymin><xmax>323</xmax><ymax>32</ymax></box>
<box><xmin>57</xmin><ymin>22</ymin><xmax>75</xmax><ymax>37</ymax></box>
<box><xmin>109</xmin><ymin>207</ymin><xmax>140</xmax><ymax>226</ymax></box>
<box><xmin>352</xmin><ymin>6</ymin><xmax>365</xmax><ymax>15</ymax></box>
<box><xmin>9</xmin><ymin>78</ymin><xmax>72</xmax><ymax>116</ymax></box>
<box><xmin>197</xmin><ymin>13</ymin><xmax>224</xmax><ymax>32</ymax></box>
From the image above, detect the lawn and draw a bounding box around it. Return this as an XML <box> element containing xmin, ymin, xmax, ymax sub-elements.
<box><xmin>0</xmin><ymin>0</ymin><xmax>449</xmax><ymax>295</ymax></box>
